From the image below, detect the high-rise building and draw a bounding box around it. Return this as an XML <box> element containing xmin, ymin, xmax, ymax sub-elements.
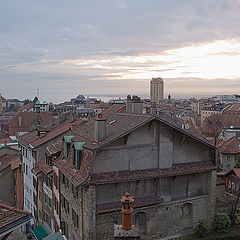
<box><xmin>150</xmin><ymin>77</ymin><xmax>164</xmax><ymax>104</ymax></box>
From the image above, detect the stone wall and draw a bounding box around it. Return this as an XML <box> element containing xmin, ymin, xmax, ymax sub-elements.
<box><xmin>0</xmin><ymin>166</ymin><xmax>15</xmax><ymax>206</ymax></box>
<box><xmin>95</xmin><ymin>170</ymin><xmax>215</xmax><ymax>240</ymax></box>
<box><xmin>96</xmin><ymin>195</ymin><xmax>211</xmax><ymax>240</ymax></box>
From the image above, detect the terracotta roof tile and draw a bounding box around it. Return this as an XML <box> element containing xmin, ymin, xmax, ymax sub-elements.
<box><xmin>0</xmin><ymin>138</ymin><xmax>12</xmax><ymax>144</ymax></box>
<box><xmin>0</xmin><ymin>154</ymin><xmax>15</xmax><ymax>171</ymax></box>
<box><xmin>219</xmin><ymin>136</ymin><xmax>240</xmax><ymax>154</ymax></box>
<box><xmin>0</xmin><ymin>200</ymin><xmax>31</xmax><ymax>231</ymax></box>
<box><xmin>55</xmin><ymin>149</ymin><xmax>92</xmax><ymax>185</ymax></box>
<box><xmin>91</xmin><ymin>161</ymin><xmax>216</xmax><ymax>184</ymax></box>
<box><xmin>33</xmin><ymin>160</ymin><xmax>53</xmax><ymax>175</ymax></box>
<box><xmin>202</xmin><ymin>114</ymin><xmax>240</xmax><ymax>137</ymax></box>
<box><xmin>46</xmin><ymin>141</ymin><xmax>62</xmax><ymax>155</ymax></box>
<box><xmin>10</xmin><ymin>155</ymin><xmax>21</xmax><ymax>171</ymax></box>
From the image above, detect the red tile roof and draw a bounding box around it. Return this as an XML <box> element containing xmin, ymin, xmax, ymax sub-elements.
<box><xmin>33</xmin><ymin>160</ymin><xmax>53</xmax><ymax>175</ymax></box>
<box><xmin>46</xmin><ymin>141</ymin><xmax>62</xmax><ymax>155</ymax></box>
<box><xmin>10</xmin><ymin>155</ymin><xmax>21</xmax><ymax>171</ymax></box>
<box><xmin>55</xmin><ymin>149</ymin><xmax>92</xmax><ymax>185</ymax></box>
<box><xmin>91</xmin><ymin>161</ymin><xmax>216</xmax><ymax>184</ymax></box>
<box><xmin>218</xmin><ymin>136</ymin><xmax>240</xmax><ymax>154</ymax></box>
<box><xmin>202</xmin><ymin>114</ymin><xmax>240</xmax><ymax>137</ymax></box>
<box><xmin>0</xmin><ymin>138</ymin><xmax>12</xmax><ymax>144</ymax></box>
<box><xmin>18</xmin><ymin>118</ymin><xmax>86</xmax><ymax>148</ymax></box>
<box><xmin>9</xmin><ymin>111</ymin><xmax>53</xmax><ymax>136</ymax></box>
<box><xmin>0</xmin><ymin>200</ymin><xmax>31</xmax><ymax>233</ymax></box>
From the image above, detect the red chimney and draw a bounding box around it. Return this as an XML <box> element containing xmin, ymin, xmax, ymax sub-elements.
<box><xmin>121</xmin><ymin>192</ymin><xmax>134</xmax><ymax>231</ymax></box>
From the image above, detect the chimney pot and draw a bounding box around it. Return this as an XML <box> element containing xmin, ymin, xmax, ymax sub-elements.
<box><xmin>121</xmin><ymin>192</ymin><xmax>134</xmax><ymax>231</ymax></box>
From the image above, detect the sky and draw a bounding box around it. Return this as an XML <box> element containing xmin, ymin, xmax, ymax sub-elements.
<box><xmin>1</xmin><ymin>0</ymin><xmax>240</xmax><ymax>103</ymax></box>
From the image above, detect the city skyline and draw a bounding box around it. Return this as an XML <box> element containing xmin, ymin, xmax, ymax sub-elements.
<box><xmin>1</xmin><ymin>0</ymin><xmax>240</xmax><ymax>103</ymax></box>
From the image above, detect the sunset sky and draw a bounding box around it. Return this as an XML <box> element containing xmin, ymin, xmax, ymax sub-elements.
<box><xmin>1</xmin><ymin>0</ymin><xmax>240</xmax><ymax>102</ymax></box>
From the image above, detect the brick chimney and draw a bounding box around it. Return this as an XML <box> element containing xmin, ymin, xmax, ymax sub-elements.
<box><xmin>121</xmin><ymin>192</ymin><xmax>134</xmax><ymax>230</ymax></box>
<box><xmin>114</xmin><ymin>192</ymin><xmax>141</xmax><ymax>239</ymax></box>
<box><xmin>94</xmin><ymin>113</ymin><xmax>106</xmax><ymax>141</ymax></box>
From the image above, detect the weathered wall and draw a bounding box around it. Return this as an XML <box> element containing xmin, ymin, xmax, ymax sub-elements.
<box><xmin>95</xmin><ymin>170</ymin><xmax>215</xmax><ymax>240</ymax></box>
<box><xmin>93</xmin><ymin>120</ymin><xmax>213</xmax><ymax>174</ymax></box>
<box><xmin>0</xmin><ymin>166</ymin><xmax>15</xmax><ymax>206</ymax></box>
<box><xmin>96</xmin><ymin>179</ymin><xmax>156</xmax><ymax>204</ymax></box>
<box><xmin>172</xmin><ymin>131</ymin><xmax>210</xmax><ymax>164</ymax></box>
<box><xmin>60</xmin><ymin>181</ymin><xmax>96</xmax><ymax>240</ymax></box>
<box><xmin>96</xmin><ymin>195</ymin><xmax>210</xmax><ymax>240</ymax></box>
<box><xmin>96</xmin><ymin>173</ymin><xmax>208</xmax><ymax>205</ymax></box>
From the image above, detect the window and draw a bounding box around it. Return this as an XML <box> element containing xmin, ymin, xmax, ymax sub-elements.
<box><xmin>26</xmin><ymin>165</ymin><xmax>28</xmax><ymax>176</ymax></box>
<box><xmin>48</xmin><ymin>197</ymin><xmax>52</xmax><ymax>208</ymax></box>
<box><xmin>72</xmin><ymin>208</ymin><xmax>79</xmax><ymax>228</ymax></box>
<box><xmin>44</xmin><ymin>193</ymin><xmax>47</xmax><ymax>204</ymax></box>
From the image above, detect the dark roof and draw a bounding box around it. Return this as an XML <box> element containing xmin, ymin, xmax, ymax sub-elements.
<box><xmin>218</xmin><ymin>136</ymin><xmax>240</xmax><ymax>154</ymax></box>
<box><xmin>46</xmin><ymin>141</ymin><xmax>62</xmax><ymax>155</ymax></box>
<box><xmin>33</xmin><ymin>160</ymin><xmax>53</xmax><ymax>175</ymax></box>
<box><xmin>18</xmin><ymin>118</ymin><xmax>85</xmax><ymax>148</ymax></box>
<box><xmin>0</xmin><ymin>201</ymin><xmax>32</xmax><ymax>236</ymax></box>
<box><xmin>70</xmin><ymin>112</ymin><xmax>214</xmax><ymax>150</ymax></box>
<box><xmin>97</xmin><ymin>196</ymin><xmax>163</xmax><ymax>214</ymax></box>
<box><xmin>0</xmin><ymin>154</ymin><xmax>20</xmax><ymax>171</ymax></box>
<box><xmin>91</xmin><ymin>161</ymin><xmax>216</xmax><ymax>184</ymax></box>
<box><xmin>202</xmin><ymin>114</ymin><xmax>240</xmax><ymax>137</ymax></box>
<box><xmin>225</xmin><ymin>168</ymin><xmax>240</xmax><ymax>178</ymax></box>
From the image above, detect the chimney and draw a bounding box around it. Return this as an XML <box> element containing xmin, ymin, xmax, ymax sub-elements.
<box><xmin>114</xmin><ymin>192</ymin><xmax>141</xmax><ymax>239</ymax></box>
<box><xmin>126</xmin><ymin>95</ymin><xmax>143</xmax><ymax>114</ymax></box>
<box><xmin>94</xmin><ymin>113</ymin><xmax>106</xmax><ymax>141</ymax></box>
<box><xmin>121</xmin><ymin>192</ymin><xmax>134</xmax><ymax>230</ymax></box>
<box><xmin>131</xmin><ymin>96</ymin><xmax>143</xmax><ymax>114</ymax></box>
<box><xmin>126</xmin><ymin>95</ymin><xmax>132</xmax><ymax>113</ymax></box>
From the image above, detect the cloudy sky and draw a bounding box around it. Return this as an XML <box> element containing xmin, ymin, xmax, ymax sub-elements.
<box><xmin>1</xmin><ymin>0</ymin><xmax>240</xmax><ymax>103</ymax></box>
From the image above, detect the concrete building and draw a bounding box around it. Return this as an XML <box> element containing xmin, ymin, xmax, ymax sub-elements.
<box><xmin>150</xmin><ymin>78</ymin><xmax>164</xmax><ymax>104</ymax></box>
<box><xmin>55</xmin><ymin>105</ymin><xmax>216</xmax><ymax>240</ymax></box>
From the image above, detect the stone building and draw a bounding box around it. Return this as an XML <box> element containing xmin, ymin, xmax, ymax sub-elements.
<box><xmin>55</xmin><ymin>107</ymin><xmax>217</xmax><ymax>240</ymax></box>
<box><xmin>32</xmin><ymin>141</ymin><xmax>62</xmax><ymax>233</ymax></box>
<box><xmin>18</xmin><ymin>118</ymin><xmax>85</xmax><ymax>231</ymax></box>
<box><xmin>217</xmin><ymin>136</ymin><xmax>240</xmax><ymax>171</ymax></box>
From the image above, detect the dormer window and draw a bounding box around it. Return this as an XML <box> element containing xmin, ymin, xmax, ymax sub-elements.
<box><xmin>63</xmin><ymin>136</ymin><xmax>74</xmax><ymax>159</ymax></box>
<box><xmin>72</xmin><ymin>142</ymin><xmax>85</xmax><ymax>170</ymax></box>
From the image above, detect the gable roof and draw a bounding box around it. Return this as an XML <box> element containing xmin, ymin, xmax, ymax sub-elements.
<box><xmin>0</xmin><ymin>201</ymin><xmax>32</xmax><ymax>237</ymax></box>
<box><xmin>218</xmin><ymin>136</ymin><xmax>240</xmax><ymax>154</ymax></box>
<box><xmin>225</xmin><ymin>168</ymin><xmax>240</xmax><ymax>178</ymax></box>
<box><xmin>0</xmin><ymin>154</ymin><xmax>20</xmax><ymax>172</ymax></box>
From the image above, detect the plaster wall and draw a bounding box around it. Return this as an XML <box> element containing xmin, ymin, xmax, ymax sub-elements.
<box><xmin>93</xmin><ymin>120</ymin><xmax>212</xmax><ymax>174</ymax></box>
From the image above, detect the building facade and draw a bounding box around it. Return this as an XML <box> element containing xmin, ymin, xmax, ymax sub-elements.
<box><xmin>150</xmin><ymin>78</ymin><xmax>164</xmax><ymax>104</ymax></box>
<box><xmin>55</xmin><ymin>110</ymin><xmax>216</xmax><ymax>240</ymax></box>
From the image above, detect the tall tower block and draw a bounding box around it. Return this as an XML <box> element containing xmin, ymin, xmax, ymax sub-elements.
<box><xmin>150</xmin><ymin>77</ymin><xmax>164</xmax><ymax>104</ymax></box>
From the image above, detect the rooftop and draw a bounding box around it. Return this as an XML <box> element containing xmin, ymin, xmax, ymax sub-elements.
<box><xmin>0</xmin><ymin>201</ymin><xmax>32</xmax><ymax>237</ymax></box>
